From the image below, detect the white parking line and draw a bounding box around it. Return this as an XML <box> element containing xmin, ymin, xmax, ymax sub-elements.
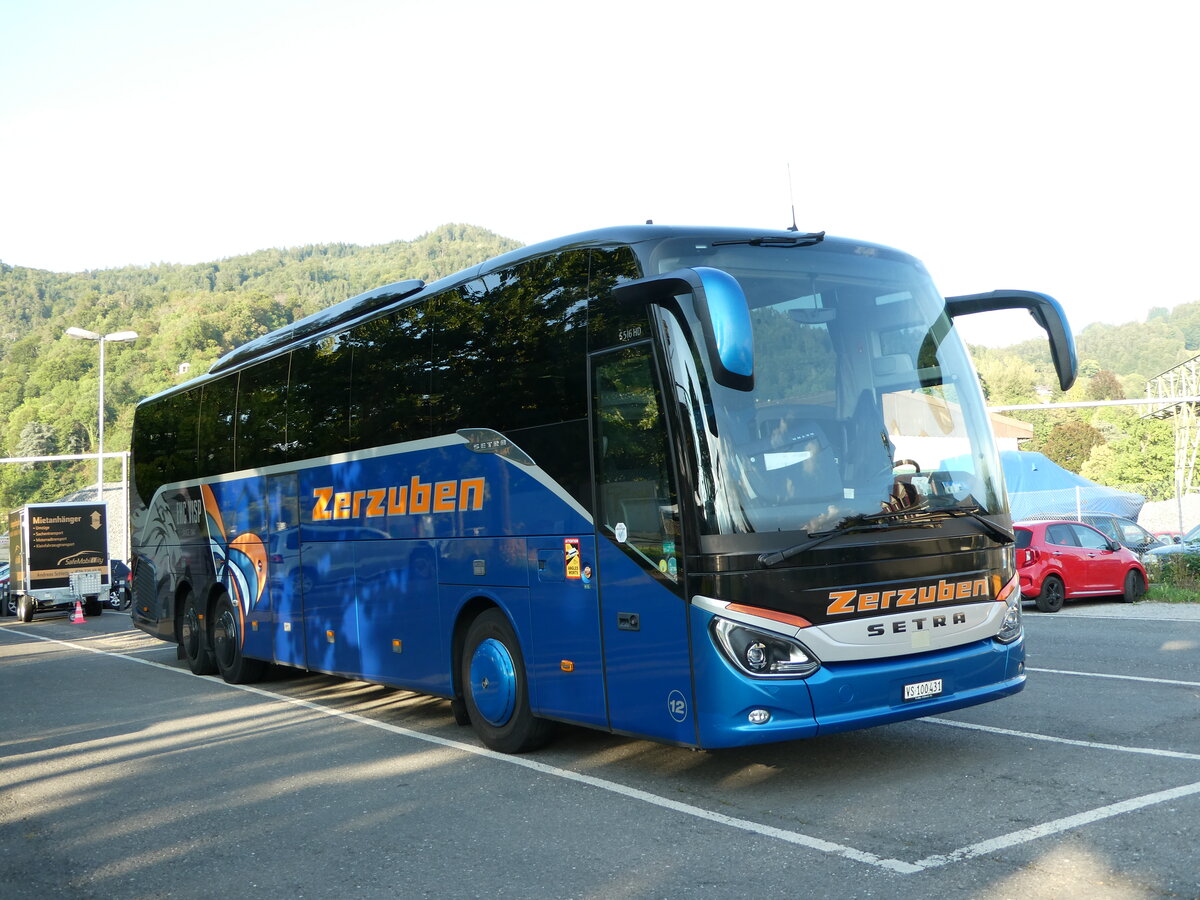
<box><xmin>5</xmin><ymin>625</ymin><xmax>1197</xmax><ymax>876</ymax></box>
<box><xmin>1028</xmin><ymin>665</ymin><xmax>1200</xmax><ymax>689</ymax></box>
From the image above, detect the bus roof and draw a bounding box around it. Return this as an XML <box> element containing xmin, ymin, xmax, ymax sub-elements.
<box><xmin>142</xmin><ymin>224</ymin><xmax>904</xmax><ymax>405</ymax></box>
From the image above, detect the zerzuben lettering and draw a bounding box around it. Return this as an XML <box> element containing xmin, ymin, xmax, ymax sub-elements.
<box><xmin>312</xmin><ymin>475</ymin><xmax>485</xmax><ymax>521</ymax></box>
<box><xmin>826</xmin><ymin>577</ymin><xmax>990</xmax><ymax>616</ymax></box>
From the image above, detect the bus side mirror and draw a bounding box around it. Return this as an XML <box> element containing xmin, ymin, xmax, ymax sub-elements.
<box><xmin>944</xmin><ymin>290</ymin><xmax>1077</xmax><ymax>391</ymax></box>
<box><xmin>611</xmin><ymin>266</ymin><xmax>754</xmax><ymax>391</ymax></box>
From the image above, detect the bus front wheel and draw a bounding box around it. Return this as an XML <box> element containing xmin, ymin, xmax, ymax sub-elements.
<box><xmin>461</xmin><ymin>609</ymin><xmax>551</xmax><ymax>753</ymax></box>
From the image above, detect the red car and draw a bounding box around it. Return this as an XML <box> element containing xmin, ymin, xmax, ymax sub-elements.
<box><xmin>1014</xmin><ymin>519</ymin><xmax>1147</xmax><ymax>613</ymax></box>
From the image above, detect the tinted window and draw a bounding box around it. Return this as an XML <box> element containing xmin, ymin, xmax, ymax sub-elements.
<box><xmin>198</xmin><ymin>375</ymin><xmax>238</xmax><ymax>477</ymax></box>
<box><xmin>236</xmin><ymin>354</ymin><xmax>291</xmax><ymax>469</ymax></box>
<box><xmin>288</xmin><ymin>333</ymin><xmax>352</xmax><ymax>460</ymax></box>
<box><xmin>1046</xmin><ymin>524</ymin><xmax>1079</xmax><ymax>547</ymax></box>
<box><xmin>349</xmin><ymin>305</ymin><xmax>432</xmax><ymax>449</ymax></box>
<box><xmin>431</xmin><ymin>251</ymin><xmax>591</xmax><ymax>434</ymax></box>
<box><xmin>133</xmin><ymin>388</ymin><xmax>199</xmax><ymax>501</ymax></box>
<box><xmin>593</xmin><ymin>344</ymin><xmax>681</xmax><ymax>586</ymax></box>
<box><xmin>1014</xmin><ymin>528</ymin><xmax>1032</xmax><ymax>549</ymax></box>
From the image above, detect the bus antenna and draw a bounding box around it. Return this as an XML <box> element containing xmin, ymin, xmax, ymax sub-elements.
<box><xmin>786</xmin><ymin>163</ymin><xmax>799</xmax><ymax>232</ymax></box>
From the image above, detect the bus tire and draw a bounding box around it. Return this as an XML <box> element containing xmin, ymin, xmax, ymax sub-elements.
<box><xmin>17</xmin><ymin>595</ymin><xmax>33</xmax><ymax>623</ymax></box>
<box><xmin>1035</xmin><ymin>575</ymin><xmax>1065</xmax><ymax>613</ymax></box>
<box><xmin>212</xmin><ymin>591</ymin><xmax>267</xmax><ymax>684</ymax></box>
<box><xmin>449</xmin><ymin>696</ymin><xmax>471</xmax><ymax>726</ymax></box>
<box><xmin>461</xmin><ymin>609</ymin><xmax>551</xmax><ymax>753</ymax></box>
<box><xmin>180</xmin><ymin>590</ymin><xmax>217</xmax><ymax>676</ymax></box>
<box><xmin>1121</xmin><ymin>570</ymin><xmax>1145</xmax><ymax>603</ymax></box>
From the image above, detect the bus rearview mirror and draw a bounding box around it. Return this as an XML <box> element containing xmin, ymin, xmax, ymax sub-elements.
<box><xmin>944</xmin><ymin>289</ymin><xmax>1078</xmax><ymax>391</ymax></box>
<box><xmin>612</xmin><ymin>267</ymin><xmax>754</xmax><ymax>391</ymax></box>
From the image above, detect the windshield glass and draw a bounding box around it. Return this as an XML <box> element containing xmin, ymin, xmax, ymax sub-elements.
<box><xmin>648</xmin><ymin>237</ymin><xmax>1006</xmax><ymax>537</ymax></box>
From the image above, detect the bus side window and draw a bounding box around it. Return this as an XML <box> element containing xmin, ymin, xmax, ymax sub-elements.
<box><xmin>198</xmin><ymin>375</ymin><xmax>238</xmax><ymax>478</ymax></box>
<box><xmin>592</xmin><ymin>344</ymin><xmax>681</xmax><ymax>581</ymax></box>
<box><xmin>288</xmin><ymin>333</ymin><xmax>352</xmax><ymax>461</ymax></box>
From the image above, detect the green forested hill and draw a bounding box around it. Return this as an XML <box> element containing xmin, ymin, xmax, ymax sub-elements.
<box><xmin>1</xmin><ymin>223</ymin><xmax>1197</xmax><ymax>509</ymax></box>
<box><xmin>0</xmin><ymin>224</ymin><xmax>520</xmax><ymax>507</ymax></box>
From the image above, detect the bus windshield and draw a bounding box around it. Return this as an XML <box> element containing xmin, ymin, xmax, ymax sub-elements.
<box><xmin>648</xmin><ymin>238</ymin><xmax>1005</xmax><ymax>537</ymax></box>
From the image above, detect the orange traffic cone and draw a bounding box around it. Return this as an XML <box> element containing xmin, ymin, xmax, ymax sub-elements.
<box><xmin>70</xmin><ymin>601</ymin><xmax>85</xmax><ymax>623</ymax></box>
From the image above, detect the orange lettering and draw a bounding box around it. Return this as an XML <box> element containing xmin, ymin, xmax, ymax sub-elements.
<box><xmin>409</xmin><ymin>476</ymin><xmax>430</xmax><ymax>513</ymax></box>
<box><xmin>826</xmin><ymin>590</ymin><xmax>858</xmax><ymax>616</ymax></box>
<box><xmin>460</xmin><ymin>477</ymin><xmax>485</xmax><ymax>510</ymax></box>
<box><xmin>333</xmin><ymin>492</ymin><xmax>351</xmax><ymax>519</ymax></box>
<box><xmin>388</xmin><ymin>486</ymin><xmax>407</xmax><ymax>515</ymax></box>
<box><xmin>434</xmin><ymin>481</ymin><xmax>456</xmax><ymax>512</ymax></box>
<box><xmin>897</xmin><ymin>588</ymin><xmax>917</xmax><ymax>607</ymax></box>
<box><xmin>366</xmin><ymin>489</ymin><xmax>386</xmax><ymax>518</ymax></box>
<box><xmin>312</xmin><ymin>487</ymin><xmax>333</xmax><ymax>521</ymax></box>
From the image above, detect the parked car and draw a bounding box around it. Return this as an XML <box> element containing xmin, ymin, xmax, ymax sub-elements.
<box><xmin>1147</xmin><ymin>523</ymin><xmax>1200</xmax><ymax>558</ymax></box>
<box><xmin>1152</xmin><ymin>530</ymin><xmax>1182</xmax><ymax>544</ymax></box>
<box><xmin>1022</xmin><ymin>512</ymin><xmax>1162</xmax><ymax>560</ymax></box>
<box><xmin>1015</xmin><ymin>519</ymin><xmax>1147</xmax><ymax>613</ymax></box>
<box><xmin>108</xmin><ymin>559</ymin><xmax>131</xmax><ymax>610</ymax></box>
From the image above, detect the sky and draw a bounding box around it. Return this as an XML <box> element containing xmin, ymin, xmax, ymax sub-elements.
<box><xmin>2</xmin><ymin>0</ymin><xmax>1197</xmax><ymax>347</ymax></box>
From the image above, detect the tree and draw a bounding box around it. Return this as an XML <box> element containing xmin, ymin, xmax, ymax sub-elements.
<box><xmin>1039</xmin><ymin>421</ymin><xmax>1105</xmax><ymax>473</ymax></box>
<box><xmin>1085</xmin><ymin>370</ymin><xmax>1125</xmax><ymax>401</ymax></box>
<box><xmin>15</xmin><ymin>421</ymin><xmax>57</xmax><ymax>457</ymax></box>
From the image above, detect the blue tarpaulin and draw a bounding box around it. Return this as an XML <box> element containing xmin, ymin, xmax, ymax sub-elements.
<box><xmin>999</xmin><ymin>451</ymin><xmax>1144</xmax><ymax>521</ymax></box>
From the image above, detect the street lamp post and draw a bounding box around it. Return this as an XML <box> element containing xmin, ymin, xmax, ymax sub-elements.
<box><xmin>66</xmin><ymin>327</ymin><xmax>137</xmax><ymax>500</ymax></box>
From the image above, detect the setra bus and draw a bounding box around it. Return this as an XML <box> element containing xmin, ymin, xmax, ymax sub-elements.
<box><xmin>129</xmin><ymin>225</ymin><xmax>1076</xmax><ymax>752</ymax></box>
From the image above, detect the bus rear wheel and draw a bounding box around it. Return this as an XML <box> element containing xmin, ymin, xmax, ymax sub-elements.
<box><xmin>212</xmin><ymin>592</ymin><xmax>266</xmax><ymax>684</ymax></box>
<box><xmin>461</xmin><ymin>609</ymin><xmax>551</xmax><ymax>753</ymax></box>
<box><xmin>180</xmin><ymin>590</ymin><xmax>217</xmax><ymax>675</ymax></box>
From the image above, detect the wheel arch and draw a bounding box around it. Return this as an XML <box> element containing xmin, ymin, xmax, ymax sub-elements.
<box><xmin>450</xmin><ymin>595</ymin><xmax>505</xmax><ymax>704</ymax></box>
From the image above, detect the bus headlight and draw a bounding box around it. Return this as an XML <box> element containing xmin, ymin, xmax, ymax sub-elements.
<box><xmin>712</xmin><ymin>618</ymin><xmax>820</xmax><ymax>678</ymax></box>
<box><xmin>995</xmin><ymin>581</ymin><xmax>1023</xmax><ymax>644</ymax></box>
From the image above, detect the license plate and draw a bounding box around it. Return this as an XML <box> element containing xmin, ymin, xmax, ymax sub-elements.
<box><xmin>903</xmin><ymin>678</ymin><xmax>943</xmax><ymax>701</ymax></box>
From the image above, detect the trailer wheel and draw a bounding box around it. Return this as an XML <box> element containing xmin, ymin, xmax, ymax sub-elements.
<box><xmin>180</xmin><ymin>590</ymin><xmax>217</xmax><ymax>675</ymax></box>
<box><xmin>17</xmin><ymin>595</ymin><xmax>33</xmax><ymax>623</ymax></box>
<box><xmin>212</xmin><ymin>591</ymin><xmax>266</xmax><ymax>684</ymax></box>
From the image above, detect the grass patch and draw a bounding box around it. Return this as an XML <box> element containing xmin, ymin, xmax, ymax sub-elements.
<box><xmin>1145</xmin><ymin>554</ymin><xmax>1200</xmax><ymax>603</ymax></box>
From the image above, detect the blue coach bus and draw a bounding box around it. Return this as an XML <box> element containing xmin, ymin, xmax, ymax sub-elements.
<box><xmin>129</xmin><ymin>225</ymin><xmax>1076</xmax><ymax>752</ymax></box>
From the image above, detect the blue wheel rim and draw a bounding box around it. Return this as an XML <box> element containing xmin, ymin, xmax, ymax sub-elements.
<box><xmin>469</xmin><ymin>637</ymin><xmax>517</xmax><ymax>727</ymax></box>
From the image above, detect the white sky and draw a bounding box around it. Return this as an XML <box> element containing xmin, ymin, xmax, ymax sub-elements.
<box><xmin>2</xmin><ymin>0</ymin><xmax>1196</xmax><ymax>346</ymax></box>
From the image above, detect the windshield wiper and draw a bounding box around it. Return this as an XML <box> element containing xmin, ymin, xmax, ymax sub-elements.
<box><xmin>937</xmin><ymin>506</ymin><xmax>1015</xmax><ymax>545</ymax></box>
<box><xmin>757</xmin><ymin>504</ymin><xmax>1012</xmax><ymax>568</ymax></box>
<box><xmin>712</xmin><ymin>232</ymin><xmax>825</xmax><ymax>248</ymax></box>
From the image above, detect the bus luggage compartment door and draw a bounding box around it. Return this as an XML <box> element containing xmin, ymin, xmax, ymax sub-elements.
<box><xmin>527</xmin><ymin>537</ymin><xmax>607</xmax><ymax>727</ymax></box>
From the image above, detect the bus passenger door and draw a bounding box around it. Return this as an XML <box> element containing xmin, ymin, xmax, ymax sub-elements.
<box><xmin>265</xmin><ymin>473</ymin><xmax>306</xmax><ymax>668</ymax></box>
<box><xmin>590</xmin><ymin>344</ymin><xmax>696</xmax><ymax>746</ymax></box>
